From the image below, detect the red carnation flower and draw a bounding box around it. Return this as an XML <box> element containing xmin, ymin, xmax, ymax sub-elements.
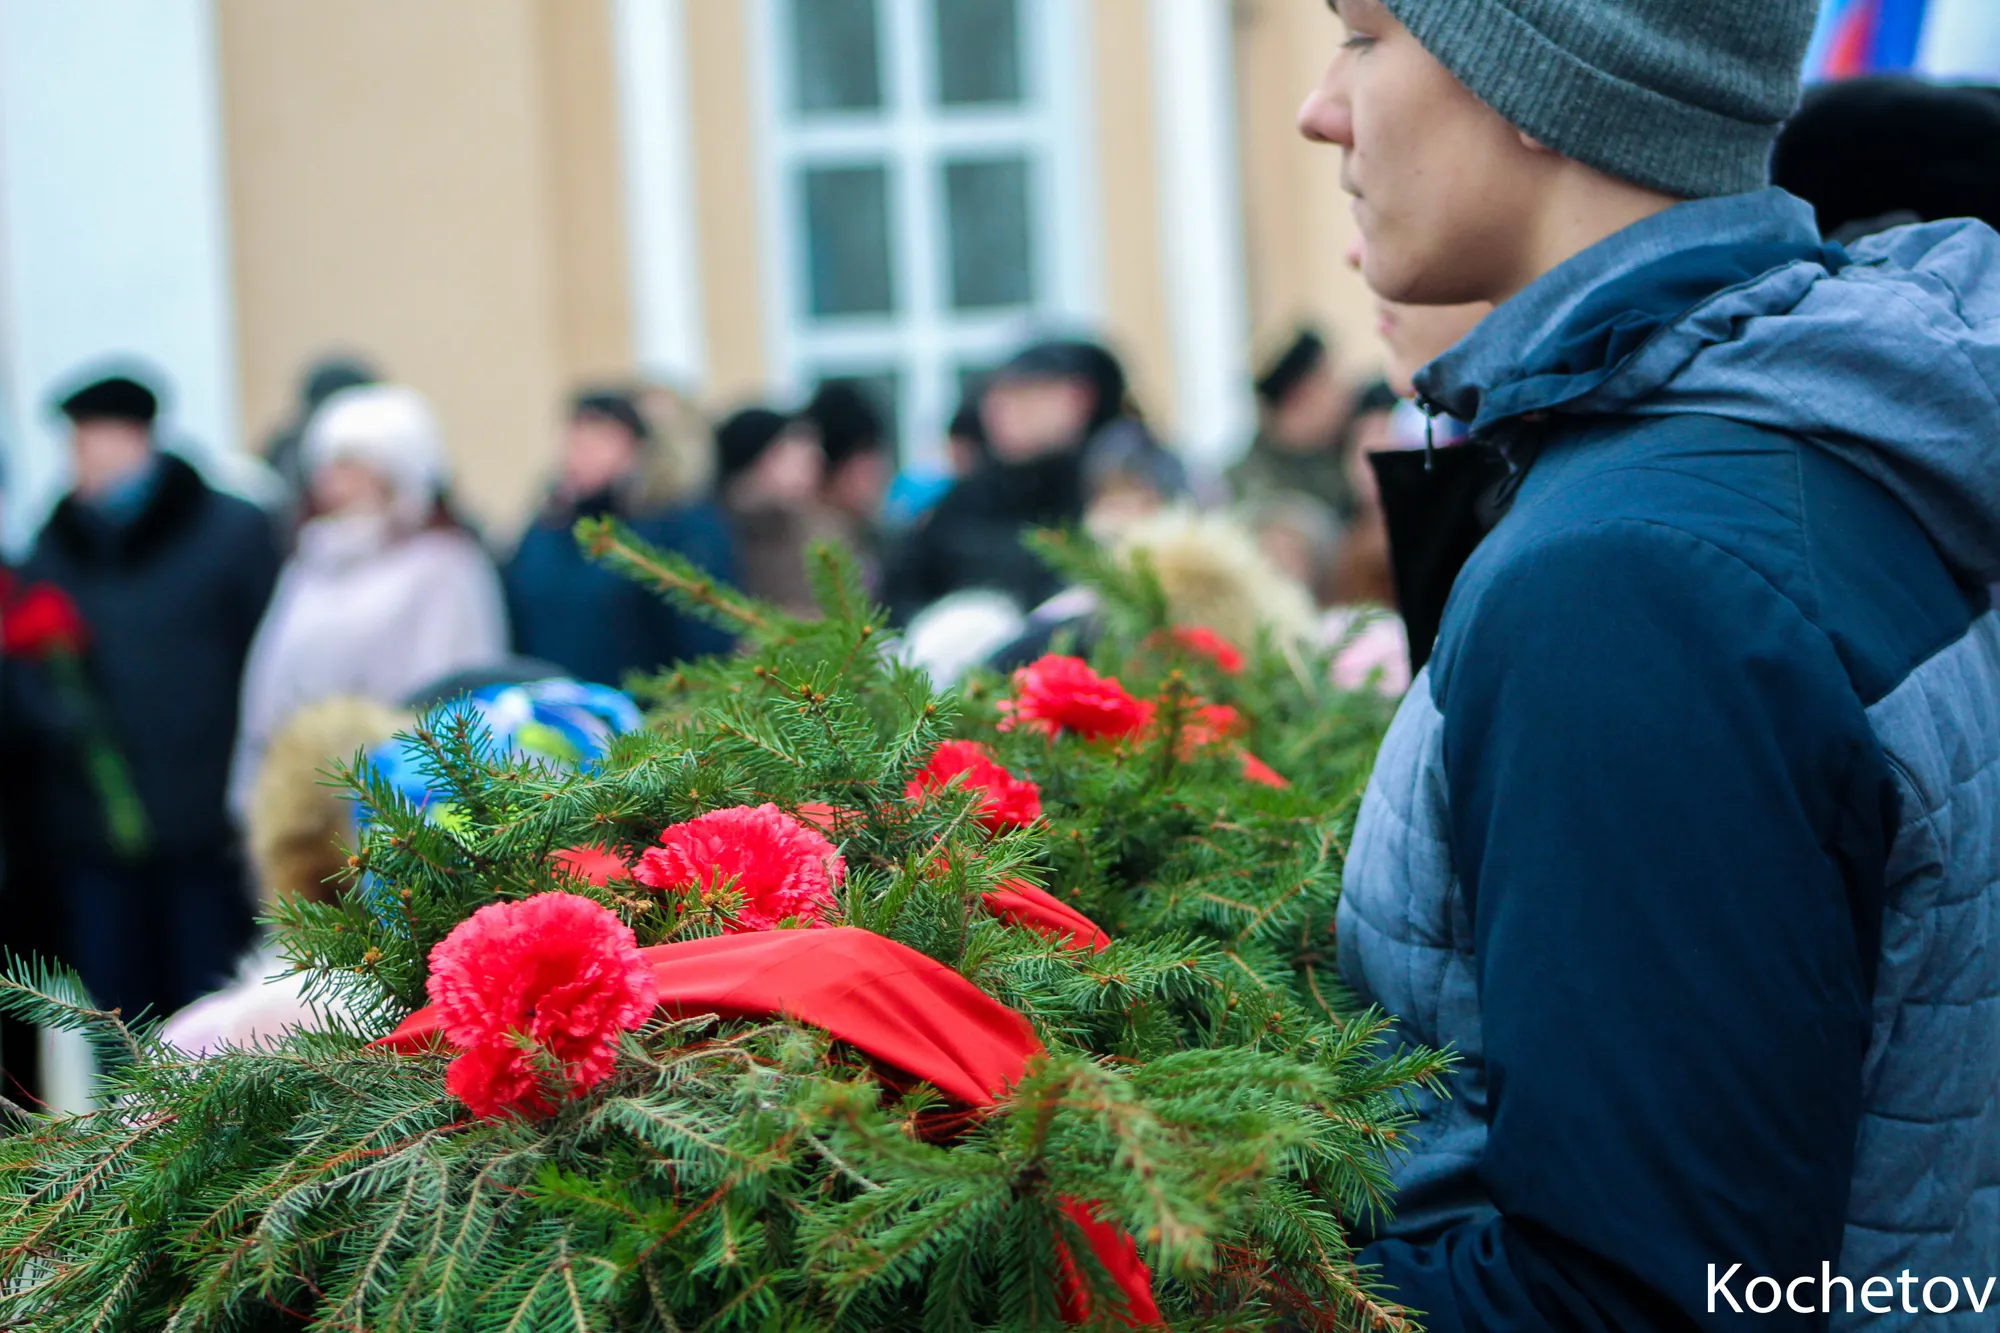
<box><xmin>1169</xmin><ymin>625</ymin><xmax>1246</xmax><ymax>675</ymax></box>
<box><xmin>907</xmin><ymin>740</ymin><xmax>1043</xmax><ymax>831</ymax></box>
<box><xmin>633</xmin><ymin>803</ymin><xmax>844</xmax><ymax>931</ymax></box>
<box><xmin>426</xmin><ymin>892</ymin><xmax>657</xmax><ymax>1119</ymax></box>
<box><xmin>1241</xmin><ymin>751</ymin><xmax>1290</xmax><ymax>789</ymax></box>
<box><xmin>1</xmin><ymin>583</ymin><xmax>89</xmax><ymax>658</ymax></box>
<box><xmin>997</xmin><ymin>655</ymin><xmax>1156</xmax><ymax>741</ymax></box>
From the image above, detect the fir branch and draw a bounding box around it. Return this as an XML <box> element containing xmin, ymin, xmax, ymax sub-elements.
<box><xmin>579</xmin><ymin>516</ymin><xmax>775</xmax><ymax>635</ymax></box>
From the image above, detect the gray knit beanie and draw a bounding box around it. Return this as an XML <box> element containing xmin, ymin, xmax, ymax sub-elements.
<box><xmin>1381</xmin><ymin>0</ymin><xmax>1819</xmax><ymax>199</ymax></box>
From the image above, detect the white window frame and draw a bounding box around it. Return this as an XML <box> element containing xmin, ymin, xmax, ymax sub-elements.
<box><xmin>748</xmin><ymin>0</ymin><xmax>1101</xmax><ymax>470</ymax></box>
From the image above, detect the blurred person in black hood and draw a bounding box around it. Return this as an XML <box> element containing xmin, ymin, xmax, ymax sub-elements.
<box><xmin>1773</xmin><ymin>76</ymin><xmax>2000</xmax><ymax>244</ymax></box>
<box><xmin>1773</xmin><ymin>74</ymin><xmax>2000</xmax><ymax>610</ymax></box>
<box><xmin>882</xmin><ymin>338</ymin><xmax>1127</xmax><ymax>626</ymax></box>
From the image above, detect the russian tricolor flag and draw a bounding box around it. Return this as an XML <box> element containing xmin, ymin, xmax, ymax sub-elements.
<box><xmin>1807</xmin><ymin>0</ymin><xmax>2000</xmax><ymax>81</ymax></box>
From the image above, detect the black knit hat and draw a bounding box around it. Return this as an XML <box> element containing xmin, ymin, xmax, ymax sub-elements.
<box><xmin>804</xmin><ymin>380</ymin><xmax>886</xmax><ymax>468</ymax></box>
<box><xmin>1774</xmin><ymin>77</ymin><xmax>2000</xmax><ymax>239</ymax></box>
<box><xmin>571</xmin><ymin>388</ymin><xmax>652</xmax><ymax>445</ymax></box>
<box><xmin>1254</xmin><ymin>329</ymin><xmax>1329</xmax><ymax>407</ymax></box>
<box><xmin>57</xmin><ymin>374</ymin><xmax>159</xmax><ymax>426</ymax></box>
<box><xmin>715</xmin><ymin>407</ymin><xmax>792</xmax><ymax>484</ymax></box>
<box><xmin>301</xmin><ymin>356</ymin><xmax>378</xmax><ymax>412</ymax></box>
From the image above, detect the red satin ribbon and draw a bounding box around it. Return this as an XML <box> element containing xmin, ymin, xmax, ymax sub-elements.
<box><xmin>375</xmin><ymin>925</ymin><xmax>1158</xmax><ymax>1325</ymax></box>
<box><xmin>984</xmin><ymin>880</ymin><xmax>1113</xmax><ymax>953</ymax></box>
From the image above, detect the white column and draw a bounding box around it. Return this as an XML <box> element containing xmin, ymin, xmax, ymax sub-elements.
<box><xmin>611</xmin><ymin>0</ymin><xmax>708</xmax><ymax>389</ymax></box>
<box><xmin>1917</xmin><ymin>0</ymin><xmax>2000</xmax><ymax>80</ymax></box>
<box><xmin>1147</xmin><ymin>0</ymin><xmax>1252</xmax><ymax>474</ymax></box>
<box><xmin>0</xmin><ymin>0</ymin><xmax>240</xmax><ymax>550</ymax></box>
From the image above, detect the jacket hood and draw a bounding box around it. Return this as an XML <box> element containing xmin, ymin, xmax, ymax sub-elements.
<box><xmin>1417</xmin><ymin>188</ymin><xmax>2000</xmax><ymax>583</ymax></box>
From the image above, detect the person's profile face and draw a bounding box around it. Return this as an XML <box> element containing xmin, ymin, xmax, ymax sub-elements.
<box><xmin>980</xmin><ymin>377</ymin><xmax>1095</xmax><ymax>463</ymax></box>
<box><xmin>1300</xmin><ymin>0</ymin><xmax>1547</xmax><ymax>305</ymax></box>
<box><xmin>1271</xmin><ymin>358</ymin><xmax>1350</xmax><ymax>450</ymax></box>
<box><xmin>310</xmin><ymin>457</ymin><xmax>396</xmax><ymax>518</ymax></box>
<box><xmin>561</xmin><ymin>414</ymin><xmax>642</xmax><ymax>498</ymax></box>
<box><xmin>69</xmin><ymin>419</ymin><xmax>154</xmax><ymax>500</ymax></box>
<box><xmin>826</xmin><ymin>448</ymin><xmax>891</xmax><ymax>518</ymax></box>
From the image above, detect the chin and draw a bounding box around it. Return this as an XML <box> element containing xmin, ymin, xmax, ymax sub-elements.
<box><xmin>1361</xmin><ymin>255</ymin><xmax>1425</xmax><ymax>305</ymax></box>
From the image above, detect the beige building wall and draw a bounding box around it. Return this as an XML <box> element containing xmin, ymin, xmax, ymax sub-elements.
<box><xmin>684</xmin><ymin>2</ymin><xmax>769</xmax><ymax>408</ymax></box>
<box><xmin>1232</xmin><ymin>0</ymin><xmax>1380</xmax><ymax>381</ymax></box>
<box><xmin>1089</xmin><ymin>0</ymin><xmax>1176</xmax><ymax>429</ymax></box>
<box><xmin>214</xmin><ymin>0</ymin><xmax>1340</xmax><ymax>516</ymax></box>
<box><xmin>216</xmin><ymin>0</ymin><xmax>634</xmax><ymax>537</ymax></box>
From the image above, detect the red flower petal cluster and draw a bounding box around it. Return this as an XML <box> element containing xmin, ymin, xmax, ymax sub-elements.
<box><xmin>1168</xmin><ymin>625</ymin><xmax>1246</xmax><ymax>675</ymax></box>
<box><xmin>426</xmin><ymin>892</ymin><xmax>657</xmax><ymax>1119</ymax></box>
<box><xmin>997</xmin><ymin>655</ymin><xmax>1155</xmax><ymax>741</ymax></box>
<box><xmin>0</xmin><ymin>582</ymin><xmax>89</xmax><ymax>658</ymax></box>
<box><xmin>1178</xmin><ymin>703</ymin><xmax>1246</xmax><ymax>752</ymax></box>
<box><xmin>634</xmin><ymin>803</ymin><xmax>844</xmax><ymax>931</ymax></box>
<box><xmin>907</xmin><ymin>740</ymin><xmax>1043</xmax><ymax>831</ymax></box>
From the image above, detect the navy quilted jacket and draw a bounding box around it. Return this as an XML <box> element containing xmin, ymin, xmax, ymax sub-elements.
<box><xmin>1340</xmin><ymin>190</ymin><xmax>2000</xmax><ymax>1330</ymax></box>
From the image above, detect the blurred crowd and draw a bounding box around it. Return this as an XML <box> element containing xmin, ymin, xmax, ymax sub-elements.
<box><xmin>2</xmin><ymin>69</ymin><xmax>1995</xmax><ymax>1110</ymax></box>
<box><xmin>0</xmin><ymin>305</ymin><xmax>1422</xmax><ymax>1103</ymax></box>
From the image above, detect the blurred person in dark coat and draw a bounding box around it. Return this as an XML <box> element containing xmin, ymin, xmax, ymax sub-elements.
<box><xmin>0</xmin><ymin>453</ymin><xmax>50</xmax><ymax>1106</ymax></box>
<box><xmin>1228</xmin><ymin>328</ymin><xmax>1361</xmax><ymax>519</ymax></box>
<box><xmin>804</xmin><ymin>380</ymin><xmax>892</xmax><ymax>587</ymax></box>
<box><xmin>505</xmin><ymin>387</ymin><xmax>737</xmax><ymax>684</ymax></box>
<box><xmin>17</xmin><ymin>371</ymin><xmax>280</xmax><ymax>1022</ymax></box>
<box><xmin>882</xmin><ymin>338</ymin><xmax>1126</xmax><ymax>626</ymax></box>
<box><xmin>716</xmin><ymin>406</ymin><xmax>842</xmax><ymax>616</ymax></box>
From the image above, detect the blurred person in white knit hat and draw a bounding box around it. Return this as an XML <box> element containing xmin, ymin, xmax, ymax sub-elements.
<box><xmin>228</xmin><ymin>385</ymin><xmax>507</xmax><ymax>821</ymax></box>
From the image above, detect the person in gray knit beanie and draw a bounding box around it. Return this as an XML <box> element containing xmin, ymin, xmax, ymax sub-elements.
<box><xmin>1298</xmin><ymin>1</ymin><xmax>2000</xmax><ymax>1330</ymax></box>
<box><xmin>1381</xmin><ymin>0</ymin><xmax>1819</xmax><ymax>200</ymax></box>
<box><xmin>1301</xmin><ymin>0</ymin><xmax>1820</xmax><ymax>306</ymax></box>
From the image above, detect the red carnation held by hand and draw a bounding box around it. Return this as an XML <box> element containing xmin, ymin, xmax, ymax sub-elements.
<box><xmin>997</xmin><ymin>655</ymin><xmax>1155</xmax><ymax>741</ymax></box>
<box><xmin>907</xmin><ymin>740</ymin><xmax>1043</xmax><ymax>831</ymax></box>
<box><xmin>425</xmin><ymin>892</ymin><xmax>657</xmax><ymax>1119</ymax></box>
<box><xmin>0</xmin><ymin>582</ymin><xmax>90</xmax><ymax>658</ymax></box>
<box><xmin>633</xmin><ymin>803</ymin><xmax>844</xmax><ymax>931</ymax></box>
<box><xmin>1168</xmin><ymin>624</ymin><xmax>1246</xmax><ymax>675</ymax></box>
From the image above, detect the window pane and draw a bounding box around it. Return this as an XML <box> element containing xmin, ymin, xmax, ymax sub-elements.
<box><xmin>943</xmin><ymin>158</ymin><xmax>1033</xmax><ymax>310</ymax></box>
<box><xmin>790</xmin><ymin>0</ymin><xmax>882</xmax><ymax>113</ymax></box>
<box><xmin>934</xmin><ymin>0</ymin><xmax>1022</xmax><ymax>105</ymax></box>
<box><xmin>803</xmin><ymin>165</ymin><xmax>895</xmax><ymax>317</ymax></box>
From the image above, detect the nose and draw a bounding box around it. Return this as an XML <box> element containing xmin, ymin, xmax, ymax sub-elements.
<box><xmin>1297</xmin><ymin>57</ymin><xmax>1353</xmax><ymax>146</ymax></box>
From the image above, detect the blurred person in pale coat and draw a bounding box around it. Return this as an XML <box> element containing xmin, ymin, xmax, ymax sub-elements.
<box><xmin>229</xmin><ymin>385</ymin><xmax>506</xmax><ymax>820</ymax></box>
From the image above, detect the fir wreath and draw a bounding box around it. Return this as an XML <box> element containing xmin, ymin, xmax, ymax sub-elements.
<box><xmin>0</xmin><ymin>522</ymin><xmax>1444</xmax><ymax>1331</ymax></box>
